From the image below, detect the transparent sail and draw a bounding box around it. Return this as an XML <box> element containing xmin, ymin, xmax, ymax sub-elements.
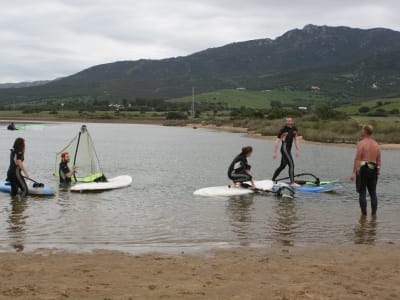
<box><xmin>54</xmin><ymin>125</ymin><xmax>105</xmax><ymax>182</ymax></box>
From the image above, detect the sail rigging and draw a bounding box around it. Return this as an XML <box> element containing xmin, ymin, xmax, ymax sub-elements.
<box><xmin>55</xmin><ymin>125</ymin><xmax>105</xmax><ymax>182</ymax></box>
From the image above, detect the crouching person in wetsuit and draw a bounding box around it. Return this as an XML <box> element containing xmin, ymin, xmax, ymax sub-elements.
<box><xmin>227</xmin><ymin>146</ymin><xmax>256</xmax><ymax>189</ymax></box>
<box><xmin>7</xmin><ymin>138</ymin><xmax>29</xmax><ymax>196</ymax></box>
<box><xmin>59</xmin><ymin>152</ymin><xmax>77</xmax><ymax>184</ymax></box>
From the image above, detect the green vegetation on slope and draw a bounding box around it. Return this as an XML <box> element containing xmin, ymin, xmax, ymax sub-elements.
<box><xmin>168</xmin><ymin>89</ymin><xmax>329</xmax><ymax>109</ymax></box>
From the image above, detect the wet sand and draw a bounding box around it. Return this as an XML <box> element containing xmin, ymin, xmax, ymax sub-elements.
<box><xmin>0</xmin><ymin>244</ymin><xmax>399</xmax><ymax>299</ymax></box>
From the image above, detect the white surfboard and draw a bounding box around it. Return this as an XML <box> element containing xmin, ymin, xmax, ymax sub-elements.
<box><xmin>70</xmin><ymin>175</ymin><xmax>132</xmax><ymax>192</ymax></box>
<box><xmin>193</xmin><ymin>179</ymin><xmax>281</xmax><ymax>197</ymax></box>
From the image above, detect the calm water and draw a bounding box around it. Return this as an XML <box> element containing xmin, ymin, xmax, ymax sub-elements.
<box><xmin>0</xmin><ymin>122</ymin><xmax>399</xmax><ymax>253</ymax></box>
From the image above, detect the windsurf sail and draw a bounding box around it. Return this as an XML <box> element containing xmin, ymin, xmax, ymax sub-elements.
<box><xmin>54</xmin><ymin>125</ymin><xmax>106</xmax><ymax>182</ymax></box>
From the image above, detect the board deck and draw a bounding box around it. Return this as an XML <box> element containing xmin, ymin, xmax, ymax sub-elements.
<box><xmin>70</xmin><ymin>175</ymin><xmax>132</xmax><ymax>192</ymax></box>
<box><xmin>0</xmin><ymin>180</ymin><xmax>55</xmax><ymax>196</ymax></box>
<box><xmin>193</xmin><ymin>179</ymin><xmax>283</xmax><ymax>197</ymax></box>
<box><xmin>194</xmin><ymin>179</ymin><xmax>340</xmax><ymax>197</ymax></box>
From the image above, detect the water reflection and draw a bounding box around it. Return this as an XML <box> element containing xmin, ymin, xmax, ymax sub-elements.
<box><xmin>227</xmin><ymin>195</ymin><xmax>254</xmax><ymax>245</ymax></box>
<box><xmin>8</xmin><ymin>197</ymin><xmax>28</xmax><ymax>252</ymax></box>
<box><xmin>272</xmin><ymin>198</ymin><xmax>298</xmax><ymax>247</ymax></box>
<box><xmin>354</xmin><ymin>215</ymin><xmax>377</xmax><ymax>245</ymax></box>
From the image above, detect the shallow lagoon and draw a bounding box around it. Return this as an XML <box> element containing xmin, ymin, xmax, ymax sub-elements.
<box><xmin>0</xmin><ymin>122</ymin><xmax>398</xmax><ymax>253</ymax></box>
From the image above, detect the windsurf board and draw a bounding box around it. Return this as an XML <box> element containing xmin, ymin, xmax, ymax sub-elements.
<box><xmin>70</xmin><ymin>175</ymin><xmax>132</xmax><ymax>192</ymax></box>
<box><xmin>0</xmin><ymin>180</ymin><xmax>55</xmax><ymax>196</ymax></box>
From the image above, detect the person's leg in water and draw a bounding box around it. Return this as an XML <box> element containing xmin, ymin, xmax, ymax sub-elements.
<box><xmin>358</xmin><ymin>166</ymin><xmax>368</xmax><ymax>215</ymax></box>
<box><xmin>272</xmin><ymin>148</ymin><xmax>288</xmax><ymax>183</ymax></box>
<box><xmin>366</xmin><ymin>168</ymin><xmax>378</xmax><ymax>215</ymax></box>
<box><xmin>282</xmin><ymin>145</ymin><xmax>300</xmax><ymax>187</ymax></box>
<box><xmin>15</xmin><ymin>169</ymin><xmax>28</xmax><ymax>197</ymax></box>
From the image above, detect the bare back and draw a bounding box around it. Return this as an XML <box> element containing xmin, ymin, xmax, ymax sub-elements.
<box><xmin>356</xmin><ymin>137</ymin><xmax>381</xmax><ymax>165</ymax></box>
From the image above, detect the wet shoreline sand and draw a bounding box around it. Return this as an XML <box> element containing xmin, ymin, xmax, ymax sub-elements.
<box><xmin>1</xmin><ymin>244</ymin><xmax>399</xmax><ymax>299</ymax></box>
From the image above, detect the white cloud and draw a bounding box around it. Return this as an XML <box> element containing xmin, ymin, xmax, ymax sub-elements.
<box><xmin>1</xmin><ymin>0</ymin><xmax>400</xmax><ymax>82</ymax></box>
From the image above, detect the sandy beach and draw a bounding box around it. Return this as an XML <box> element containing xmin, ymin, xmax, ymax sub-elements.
<box><xmin>0</xmin><ymin>244</ymin><xmax>399</xmax><ymax>299</ymax></box>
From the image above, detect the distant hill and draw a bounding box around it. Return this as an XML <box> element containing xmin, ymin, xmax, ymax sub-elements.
<box><xmin>2</xmin><ymin>24</ymin><xmax>400</xmax><ymax>105</ymax></box>
<box><xmin>0</xmin><ymin>80</ymin><xmax>51</xmax><ymax>89</ymax></box>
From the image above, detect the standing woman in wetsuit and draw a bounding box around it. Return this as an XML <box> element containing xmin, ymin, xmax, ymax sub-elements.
<box><xmin>7</xmin><ymin>137</ymin><xmax>29</xmax><ymax>196</ymax></box>
<box><xmin>227</xmin><ymin>146</ymin><xmax>256</xmax><ymax>189</ymax></box>
<box><xmin>271</xmin><ymin>117</ymin><xmax>300</xmax><ymax>187</ymax></box>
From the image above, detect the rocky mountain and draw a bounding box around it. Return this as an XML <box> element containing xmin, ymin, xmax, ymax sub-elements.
<box><xmin>1</xmin><ymin>24</ymin><xmax>400</xmax><ymax>104</ymax></box>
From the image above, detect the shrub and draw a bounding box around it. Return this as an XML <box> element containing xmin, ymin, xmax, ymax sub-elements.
<box><xmin>166</xmin><ymin>111</ymin><xmax>188</xmax><ymax>120</ymax></box>
<box><xmin>358</xmin><ymin>106</ymin><xmax>370</xmax><ymax>113</ymax></box>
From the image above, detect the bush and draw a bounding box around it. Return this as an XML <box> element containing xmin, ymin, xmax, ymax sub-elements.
<box><xmin>358</xmin><ymin>106</ymin><xmax>370</xmax><ymax>113</ymax></box>
<box><xmin>166</xmin><ymin>111</ymin><xmax>188</xmax><ymax>120</ymax></box>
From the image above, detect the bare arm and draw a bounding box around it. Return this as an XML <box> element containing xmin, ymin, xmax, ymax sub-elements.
<box><xmin>16</xmin><ymin>159</ymin><xmax>29</xmax><ymax>178</ymax></box>
<box><xmin>272</xmin><ymin>138</ymin><xmax>280</xmax><ymax>159</ymax></box>
<box><xmin>350</xmin><ymin>143</ymin><xmax>362</xmax><ymax>181</ymax></box>
<box><xmin>294</xmin><ymin>135</ymin><xmax>300</xmax><ymax>157</ymax></box>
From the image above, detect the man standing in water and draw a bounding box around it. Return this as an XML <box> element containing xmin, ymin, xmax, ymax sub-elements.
<box><xmin>59</xmin><ymin>152</ymin><xmax>77</xmax><ymax>184</ymax></box>
<box><xmin>272</xmin><ymin>117</ymin><xmax>300</xmax><ymax>188</ymax></box>
<box><xmin>350</xmin><ymin>124</ymin><xmax>381</xmax><ymax>215</ymax></box>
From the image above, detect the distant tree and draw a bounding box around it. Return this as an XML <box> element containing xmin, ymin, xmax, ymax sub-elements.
<box><xmin>314</xmin><ymin>104</ymin><xmax>337</xmax><ymax>119</ymax></box>
<box><xmin>166</xmin><ymin>111</ymin><xmax>188</xmax><ymax>120</ymax></box>
<box><xmin>270</xmin><ymin>100</ymin><xmax>282</xmax><ymax>109</ymax></box>
<box><xmin>358</xmin><ymin>106</ymin><xmax>370</xmax><ymax>113</ymax></box>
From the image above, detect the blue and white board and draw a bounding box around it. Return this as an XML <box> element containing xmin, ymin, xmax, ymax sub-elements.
<box><xmin>194</xmin><ymin>179</ymin><xmax>340</xmax><ymax>197</ymax></box>
<box><xmin>0</xmin><ymin>180</ymin><xmax>55</xmax><ymax>196</ymax></box>
<box><xmin>70</xmin><ymin>175</ymin><xmax>132</xmax><ymax>192</ymax></box>
<box><xmin>294</xmin><ymin>184</ymin><xmax>340</xmax><ymax>193</ymax></box>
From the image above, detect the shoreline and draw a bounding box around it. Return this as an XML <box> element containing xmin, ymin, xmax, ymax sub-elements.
<box><xmin>188</xmin><ymin>123</ymin><xmax>400</xmax><ymax>150</ymax></box>
<box><xmin>1</xmin><ymin>116</ymin><xmax>399</xmax><ymax>150</ymax></box>
<box><xmin>1</xmin><ymin>244</ymin><xmax>399</xmax><ymax>299</ymax></box>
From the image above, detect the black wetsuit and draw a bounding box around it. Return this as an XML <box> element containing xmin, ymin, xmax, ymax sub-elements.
<box><xmin>59</xmin><ymin>161</ymin><xmax>72</xmax><ymax>184</ymax></box>
<box><xmin>272</xmin><ymin>125</ymin><xmax>298</xmax><ymax>183</ymax></box>
<box><xmin>357</xmin><ymin>162</ymin><xmax>379</xmax><ymax>215</ymax></box>
<box><xmin>6</xmin><ymin>149</ymin><xmax>28</xmax><ymax>196</ymax></box>
<box><xmin>227</xmin><ymin>153</ymin><xmax>252</xmax><ymax>183</ymax></box>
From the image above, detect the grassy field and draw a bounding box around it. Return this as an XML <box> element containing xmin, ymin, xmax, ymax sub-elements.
<box><xmin>336</xmin><ymin>97</ymin><xmax>400</xmax><ymax>115</ymax></box>
<box><xmin>168</xmin><ymin>89</ymin><xmax>329</xmax><ymax>109</ymax></box>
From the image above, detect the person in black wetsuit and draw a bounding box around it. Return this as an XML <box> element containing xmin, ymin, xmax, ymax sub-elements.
<box><xmin>227</xmin><ymin>146</ymin><xmax>256</xmax><ymax>189</ymax></box>
<box><xmin>59</xmin><ymin>152</ymin><xmax>77</xmax><ymax>184</ymax></box>
<box><xmin>7</xmin><ymin>137</ymin><xmax>29</xmax><ymax>196</ymax></box>
<box><xmin>7</xmin><ymin>122</ymin><xmax>17</xmax><ymax>130</ymax></box>
<box><xmin>272</xmin><ymin>117</ymin><xmax>300</xmax><ymax>187</ymax></box>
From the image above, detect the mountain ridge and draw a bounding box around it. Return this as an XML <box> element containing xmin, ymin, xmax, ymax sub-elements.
<box><xmin>1</xmin><ymin>24</ymin><xmax>400</xmax><ymax>104</ymax></box>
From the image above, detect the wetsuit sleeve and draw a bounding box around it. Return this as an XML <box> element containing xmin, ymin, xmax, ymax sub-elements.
<box><xmin>277</xmin><ymin>127</ymin><xmax>285</xmax><ymax>138</ymax></box>
<box><xmin>59</xmin><ymin>163</ymin><xmax>70</xmax><ymax>180</ymax></box>
<box><xmin>242</xmin><ymin>157</ymin><xmax>251</xmax><ymax>170</ymax></box>
<box><xmin>293</xmin><ymin>126</ymin><xmax>299</xmax><ymax>137</ymax></box>
<box><xmin>15</xmin><ymin>151</ymin><xmax>24</xmax><ymax>161</ymax></box>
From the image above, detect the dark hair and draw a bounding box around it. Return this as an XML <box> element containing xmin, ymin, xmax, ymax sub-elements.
<box><xmin>363</xmin><ymin>124</ymin><xmax>373</xmax><ymax>136</ymax></box>
<box><xmin>241</xmin><ymin>146</ymin><xmax>253</xmax><ymax>155</ymax></box>
<box><xmin>13</xmin><ymin>137</ymin><xmax>25</xmax><ymax>152</ymax></box>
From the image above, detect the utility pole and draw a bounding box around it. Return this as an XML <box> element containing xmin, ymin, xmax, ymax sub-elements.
<box><xmin>191</xmin><ymin>87</ymin><xmax>195</xmax><ymax>116</ymax></box>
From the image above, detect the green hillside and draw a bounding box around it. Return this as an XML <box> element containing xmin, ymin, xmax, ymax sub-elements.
<box><xmin>169</xmin><ymin>89</ymin><xmax>329</xmax><ymax>109</ymax></box>
<box><xmin>336</xmin><ymin>97</ymin><xmax>400</xmax><ymax>115</ymax></box>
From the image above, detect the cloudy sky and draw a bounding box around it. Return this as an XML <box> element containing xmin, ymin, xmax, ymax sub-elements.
<box><xmin>1</xmin><ymin>0</ymin><xmax>399</xmax><ymax>83</ymax></box>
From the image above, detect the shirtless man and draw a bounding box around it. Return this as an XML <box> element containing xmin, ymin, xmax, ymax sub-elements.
<box><xmin>350</xmin><ymin>124</ymin><xmax>381</xmax><ymax>215</ymax></box>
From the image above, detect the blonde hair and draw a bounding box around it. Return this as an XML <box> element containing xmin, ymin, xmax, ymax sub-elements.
<box><xmin>363</xmin><ymin>124</ymin><xmax>373</xmax><ymax>136</ymax></box>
